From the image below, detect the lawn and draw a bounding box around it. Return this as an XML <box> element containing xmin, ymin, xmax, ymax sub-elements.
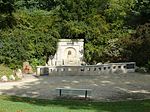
<box><xmin>0</xmin><ymin>95</ymin><xmax>150</xmax><ymax>112</ymax></box>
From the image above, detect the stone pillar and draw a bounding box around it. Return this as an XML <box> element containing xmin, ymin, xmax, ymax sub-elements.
<box><xmin>36</xmin><ymin>67</ymin><xmax>41</xmax><ymax>76</ymax></box>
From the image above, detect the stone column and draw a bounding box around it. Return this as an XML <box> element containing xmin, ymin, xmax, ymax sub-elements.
<box><xmin>36</xmin><ymin>67</ymin><xmax>41</xmax><ymax>76</ymax></box>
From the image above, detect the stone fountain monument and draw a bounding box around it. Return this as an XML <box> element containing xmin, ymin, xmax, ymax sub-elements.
<box><xmin>37</xmin><ymin>39</ymin><xmax>135</xmax><ymax>76</ymax></box>
<box><xmin>47</xmin><ymin>39</ymin><xmax>84</xmax><ymax>66</ymax></box>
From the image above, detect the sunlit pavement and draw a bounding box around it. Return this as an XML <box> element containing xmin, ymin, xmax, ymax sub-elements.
<box><xmin>0</xmin><ymin>73</ymin><xmax>150</xmax><ymax>101</ymax></box>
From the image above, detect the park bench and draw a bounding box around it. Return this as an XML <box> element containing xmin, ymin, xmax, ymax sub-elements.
<box><xmin>56</xmin><ymin>88</ymin><xmax>92</xmax><ymax>99</ymax></box>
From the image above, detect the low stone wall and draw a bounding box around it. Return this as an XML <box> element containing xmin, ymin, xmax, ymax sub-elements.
<box><xmin>36</xmin><ymin>62</ymin><xmax>136</xmax><ymax>76</ymax></box>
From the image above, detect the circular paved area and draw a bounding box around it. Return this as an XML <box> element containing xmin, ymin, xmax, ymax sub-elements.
<box><xmin>0</xmin><ymin>73</ymin><xmax>150</xmax><ymax>101</ymax></box>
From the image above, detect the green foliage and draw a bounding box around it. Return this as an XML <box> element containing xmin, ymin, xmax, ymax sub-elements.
<box><xmin>116</xmin><ymin>22</ymin><xmax>150</xmax><ymax>67</ymax></box>
<box><xmin>0</xmin><ymin>0</ymin><xmax>15</xmax><ymax>15</ymax></box>
<box><xmin>0</xmin><ymin>64</ymin><xmax>13</xmax><ymax>77</ymax></box>
<box><xmin>0</xmin><ymin>10</ymin><xmax>59</xmax><ymax>68</ymax></box>
<box><xmin>127</xmin><ymin>0</ymin><xmax>150</xmax><ymax>26</ymax></box>
<box><xmin>146</xmin><ymin>61</ymin><xmax>150</xmax><ymax>72</ymax></box>
<box><xmin>104</xmin><ymin>0</ymin><xmax>135</xmax><ymax>29</ymax></box>
<box><xmin>0</xmin><ymin>14</ymin><xmax>17</xmax><ymax>29</ymax></box>
<box><xmin>30</xmin><ymin>58</ymin><xmax>45</xmax><ymax>70</ymax></box>
<box><xmin>0</xmin><ymin>0</ymin><xmax>149</xmax><ymax>68</ymax></box>
<box><xmin>129</xmin><ymin>23</ymin><xmax>150</xmax><ymax>66</ymax></box>
<box><xmin>0</xmin><ymin>0</ymin><xmax>16</xmax><ymax>29</ymax></box>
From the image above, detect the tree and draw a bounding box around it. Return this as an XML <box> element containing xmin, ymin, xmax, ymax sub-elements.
<box><xmin>0</xmin><ymin>0</ymin><xmax>16</xmax><ymax>29</ymax></box>
<box><xmin>127</xmin><ymin>0</ymin><xmax>150</xmax><ymax>27</ymax></box>
<box><xmin>130</xmin><ymin>23</ymin><xmax>150</xmax><ymax>66</ymax></box>
<box><xmin>0</xmin><ymin>0</ymin><xmax>15</xmax><ymax>15</ymax></box>
<box><xmin>0</xmin><ymin>10</ymin><xmax>59</xmax><ymax>68</ymax></box>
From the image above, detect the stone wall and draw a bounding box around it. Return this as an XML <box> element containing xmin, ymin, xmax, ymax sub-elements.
<box><xmin>37</xmin><ymin>62</ymin><xmax>136</xmax><ymax>76</ymax></box>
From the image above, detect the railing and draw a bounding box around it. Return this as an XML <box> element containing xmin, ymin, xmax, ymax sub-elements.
<box><xmin>36</xmin><ymin>62</ymin><xmax>136</xmax><ymax>76</ymax></box>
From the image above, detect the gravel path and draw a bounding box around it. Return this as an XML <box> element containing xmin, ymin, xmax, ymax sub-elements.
<box><xmin>0</xmin><ymin>73</ymin><xmax>150</xmax><ymax>101</ymax></box>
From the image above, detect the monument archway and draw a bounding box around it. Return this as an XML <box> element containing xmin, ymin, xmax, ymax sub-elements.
<box><xmin>48</xmin><ymin>39</ymin><xmax>84</xmax><ymax>66</ymax></box>
<box><xmin>64</xmin><ymin>47</ymin><xmax>77</xmax><ymax>65</ymax></box>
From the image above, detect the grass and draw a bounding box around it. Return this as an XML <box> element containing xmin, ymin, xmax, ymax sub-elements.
<box><xmin>0</xmin><ymin>64</ymin><xmax>13</xmax><ymax>78</ymax></box>
<box><xmin>0</xmin><ymin>95</ymin><xmax>150</xmax><ymax>112</ymax></box>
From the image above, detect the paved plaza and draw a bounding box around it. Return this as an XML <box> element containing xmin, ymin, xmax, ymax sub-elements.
<box><xmin>0</xmin><ymin>73</ymin><xmax>150</xmax><ymax>101</ymax></box>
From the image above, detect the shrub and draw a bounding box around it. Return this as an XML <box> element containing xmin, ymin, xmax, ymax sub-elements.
<box><xmin>0</xmin><ymin>10</ymin><xmax>58</xmax><ymax>68</ymax></box>
<box><xmin>146</xmin><ymin>61</ymin><xmax>150</xmax><ymax>72</ymax></box>
<box><xmin>0</xmin><ymin>64</ymin><xmax>13</xmax><ymax>78</ymax></box>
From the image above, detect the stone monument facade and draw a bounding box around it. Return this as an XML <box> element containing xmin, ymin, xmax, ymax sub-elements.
<box><xmin>48</xmin><ymin>39</ymin><xmax>84</xmax><ymax>66</ymax></box>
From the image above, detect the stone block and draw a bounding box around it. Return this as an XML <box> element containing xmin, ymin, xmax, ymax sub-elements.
<box><xmin>1</xmin><ymin>75</ymin><xmax>8</xmax><ymax>82</ymax></box>
<box><xmin>15</xmin><ymin>69</ymin><xmax>23</xmax><ymax>79</ymax></box>
<box><xmin>9</xmin><ymin>75</ymin><xmax>16</xmax><ymax>81</ymax></box>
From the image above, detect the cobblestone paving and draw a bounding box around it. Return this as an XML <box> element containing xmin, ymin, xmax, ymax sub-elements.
<box><xmin>0</xmin><ymin>73</ymin><xmax>150</xmax><ymax>101</ymax></box>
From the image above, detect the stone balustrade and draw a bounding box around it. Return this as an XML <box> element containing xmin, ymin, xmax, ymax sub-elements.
<box><xmin>36</xmin><ymin>62</ymin><xmax>136</xmax><ymax>76</ymax></box>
